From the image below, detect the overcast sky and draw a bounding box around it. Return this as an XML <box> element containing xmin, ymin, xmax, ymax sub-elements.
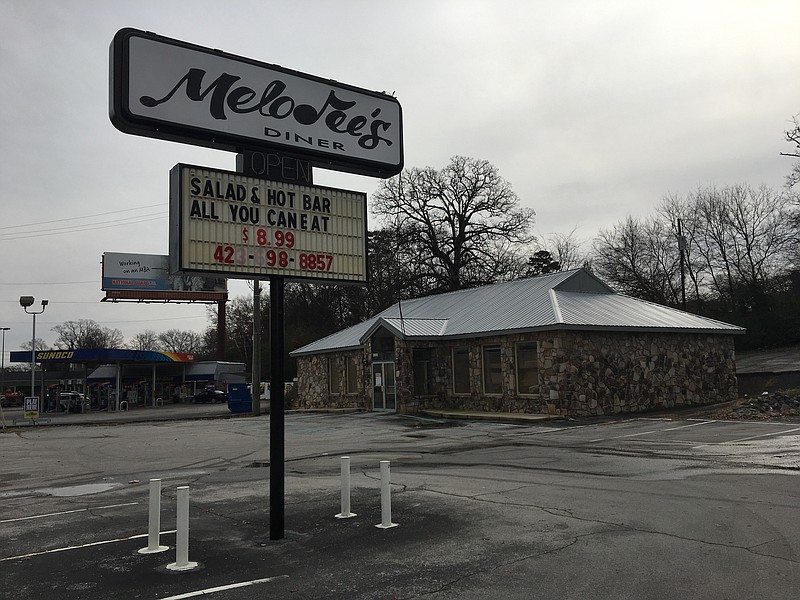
<box><xmin>1</xmin><ymin>0</ymin><xmax>799</xmax><ymax>358</ymax></box>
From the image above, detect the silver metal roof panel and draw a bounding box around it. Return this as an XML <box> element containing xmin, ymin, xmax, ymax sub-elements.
<box><xmin>290</xmin><ymin>269</ymin><xmax>744</xmax><ymax>356</ymax></box>
<box><xmin>555</xmin><ymin>291</ymin><xmax>745</xmax><ymax>332</ymax></box>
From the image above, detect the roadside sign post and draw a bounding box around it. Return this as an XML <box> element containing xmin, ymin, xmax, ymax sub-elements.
<box><xmin>23</xmin><ymin>396</ymin><xmax>39</xmax><ymax>423</ymax></box>
<box><xmin>237</xmin><ymin>153</ymin><xmax>307</xmax><ymax>540</ymax></box>
<box><xmin>110</xmin><ymin>27</ymin><xmax>403</xmax><ymax>541</ymax></box>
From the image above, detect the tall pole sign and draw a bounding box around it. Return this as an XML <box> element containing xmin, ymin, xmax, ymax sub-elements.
<box><xmin>110</xmin><ymin>28</ymin><xmax>403</xmax><ymax>541</ymax></box>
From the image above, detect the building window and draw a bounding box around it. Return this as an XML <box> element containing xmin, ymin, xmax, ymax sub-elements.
<box><xmin>346</xmin><ymin>355</ymin><xmax>359</xmax><ymax>394</ymax></box>
<box><xmin>328</xmin><ymin>357</ymin><xmax>340</xmax><ymax>394</ymax></box>
<box><xmin>515</xmin><ymin>342</ymin><xmax>539</xmax><ymax>395</ymax></box>
<box><xmin>452</xmin><ymin>347</ymin><xmax>470</xmax><ymax>395</ymax></box>
<box><xmin>413</xmin><ymin>348</ymin><xmax>433</xmax><ymax>396</ymax></box>
<box><xmin>482</xmin><ymin>345</ymin><xmax>502</xmax><ymax>395</ymax></box>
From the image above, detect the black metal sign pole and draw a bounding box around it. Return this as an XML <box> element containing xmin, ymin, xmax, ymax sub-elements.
<box><xmin>237</xmin><ymin>150</ymin><xmax>312</xmax><ymax>541</ymax></box>
<box><xmin>269</xmin><ymin>275</ymin><xmax>285</xmax><ymax>539</ymax></box>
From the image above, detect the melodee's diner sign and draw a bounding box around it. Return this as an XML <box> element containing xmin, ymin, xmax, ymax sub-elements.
<box><xmin>109</xmin><ymin>28</ymin><xmax>403</xmax><ymax>178</ymax></box>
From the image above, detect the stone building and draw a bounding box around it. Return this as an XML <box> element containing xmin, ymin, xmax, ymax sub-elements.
<box><xmin>291</xmin><ymin>269</ymin><xmax>744</xmax><ymax>417</ymax></box>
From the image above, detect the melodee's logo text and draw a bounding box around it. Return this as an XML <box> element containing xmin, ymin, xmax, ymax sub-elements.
<box><xmin>111</xmin><ymin>28</ymin><xmax>403</xmax><ymax>175</ymax></box>
<box><xmin>140</xmin><ymin>68</ymin><xmax>394</xmax><ymax>151</ymax></box>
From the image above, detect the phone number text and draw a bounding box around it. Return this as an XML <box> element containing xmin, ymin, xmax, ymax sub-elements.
<box><xmin>213</xmin><ymin>245</ymin><xmax>334</xmax><ymax>271</ymax></box>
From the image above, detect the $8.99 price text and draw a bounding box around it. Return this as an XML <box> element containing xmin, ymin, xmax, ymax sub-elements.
<box><xmin>241</xmin><ymin>227</ymin><xmax>295</xmax><ymax>249</ymax></box>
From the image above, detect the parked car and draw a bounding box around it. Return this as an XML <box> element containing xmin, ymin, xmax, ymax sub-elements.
<box><xmin>2</xmin><ymin>392</ymin><xmax>23</xmax><ymax>407</ymax></box>
<box><xmin>191</xmin><ymin>388</ymin><xmax>228</xmax><ymax>404</ymax></box>
<box><xmin>59</xmin><ymin>392</ymin><xmax>86</xmax><ymax>413</ymax></box>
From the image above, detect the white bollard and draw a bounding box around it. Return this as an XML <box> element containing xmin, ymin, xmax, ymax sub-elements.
<box><xmin>166</xmin><ymin>486</ymin><xmax>198</xmax><ymax>571</ymax></box>
<box><xmin>375</xmin><ymin>460</ymin><xmax>398</xmax><ymax>529</ymax></box>
<box><xmin>138</xmin><ymin>479</ymin><xmax>169</xmax><ymax>554</ymax></box>
<box><xmin>335</xmin><ymin>456</ymin><xmax>357</xmax><ymax>519</ymax></box>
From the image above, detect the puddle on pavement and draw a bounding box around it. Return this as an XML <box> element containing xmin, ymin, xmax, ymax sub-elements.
<box><xmin>40</xmin><ymin>482</ymin><xmax>123</xmax><ymax>497</ymax></box>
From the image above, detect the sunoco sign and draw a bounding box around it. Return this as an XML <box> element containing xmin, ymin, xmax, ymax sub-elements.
<box><xmin>110</xmin><ymin>28</ymin><xmax>403</xmax><ymax>177</ymax></box>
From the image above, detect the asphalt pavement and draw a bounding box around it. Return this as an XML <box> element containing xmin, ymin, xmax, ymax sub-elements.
<box><xmin>0</xmin><ymin>399</ymin><xmax>251</xmax><ymax>428</ymax></box>
<box><xmin>1</xmin><ymin>407</ymin><xmax>799</xmax><ymax>599</ymax></box>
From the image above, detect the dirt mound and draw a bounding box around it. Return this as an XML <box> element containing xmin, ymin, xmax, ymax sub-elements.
<box><xmin>710</xmin><ymin>389</ymin><xmax>800</xmax><ymax>421</ymax></box>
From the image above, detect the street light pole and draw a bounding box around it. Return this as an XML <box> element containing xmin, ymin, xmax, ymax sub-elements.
<box><xmin>1</xmin><ymin>327</ymin><xmax>9</xmax><ymax>412</ymax></box>
<box><xmin>20</xmin><ymin>297</ymin><xmax>48</xmax><ymax>401</ymax></box>
<box><xmin>1</xmin><ymin>327</ymin><xmax>9</xmax><ymax>387</ymax></box>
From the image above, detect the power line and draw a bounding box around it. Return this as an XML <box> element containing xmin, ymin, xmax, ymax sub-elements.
<box><xmin>3</xmin><ymin>315</ymin><xmax>207</xmax><ymax>328</ymax></box>
<box><xmin>0</xmin><ymin>213</ymin><xmax>166</xmax><ymax>241</ymax></box>
<box><xmin>0</xmin><ymin>203</ymin><xmax>165</xmax><ymax>230</ymax></box>
<box><xmin>100</xmin><ymin>315</ymin><xmax>208</xmax><ymax>324</ymax></box>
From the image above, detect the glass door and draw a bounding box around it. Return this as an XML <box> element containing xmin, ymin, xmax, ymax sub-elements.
<box><xmin>372</xmin><ymin>362</ymin><xmax>396</xmax><ymax>411</ymax></box>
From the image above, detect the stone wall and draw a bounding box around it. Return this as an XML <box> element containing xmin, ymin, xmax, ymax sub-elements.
<box><xmin>295</xmin><ymin>330</ymin><xmax>739</xmax><ymax>417</ymax></box>
<box><xmin>536</xmin><ymin>331</ymin><xmax>738</xmax><ymax>416</ymax></box>
<box><xmin>411</xmin><ymin>334</ymin><xmax>549</xmax><ymax>414</ymax></box>
<box><xmin>295</xmin><ymin>346</ymin><xmax>371</xmax><ymax>410</ymax></box>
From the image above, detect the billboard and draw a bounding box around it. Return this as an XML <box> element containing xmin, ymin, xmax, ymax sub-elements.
<box><xmin>110</xmin><ymin>28</ymin><xmax>403</xmax><ymax>178</ymax></box>
<box><xmin>102</xmin><ymin>252</ymin><xmax>226</xmax><ymax>302</ymax></box>
<box><xmin>169</xmin><ymin>164</ymin><xmax>367</xmax><ymax>283</ymax></box>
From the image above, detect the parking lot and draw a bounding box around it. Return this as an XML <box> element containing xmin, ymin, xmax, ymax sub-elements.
<box><xmin>1</xmin><ymin>411</ymin><xmax>799</xmax><ymax>599</ymax></box>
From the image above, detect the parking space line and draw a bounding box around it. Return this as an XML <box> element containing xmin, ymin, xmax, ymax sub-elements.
<box><xmin>588</xmin><ymin>420</ymin><xmax>715</xmax><ymax>443</ymax></box>
<box><xmin>0</xmin><ymin>529</ymin><xmax>176</xmax><ymax>562</ymax></box>
<box><xmin>621</xmin><ymin>439</ymin><xmax>700</xmax><ymax>446</ymax></box>
<box><xmin>661</xmin><ymin>420</ymin><xmax>716</xmax><ymax>432</ymax></box>
<box><xmin>0</xmin><ymin>502</ymin><xmax>139</xmax><ymax>524</ymax></box>
<box><xmin>161</xmin><ymin>576</ymin><xmax>290</xmax><ymax>599</ymax></box>
<box><xmin>693</xmin><ymin>425</ymin><xmax>800</xmax><ymax>449</ymax></box>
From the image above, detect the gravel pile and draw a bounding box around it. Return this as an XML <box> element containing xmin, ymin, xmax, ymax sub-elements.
<box><xmin>718</xmin><ymin>390</ymin><xmax>800</xmax><ymax>420</ymax></box>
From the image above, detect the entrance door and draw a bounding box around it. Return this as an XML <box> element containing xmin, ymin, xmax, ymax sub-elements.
<box><xmin>372</xmin><ymin>362</ymin><xmax>396</xmax><ymax>411</ymax></box>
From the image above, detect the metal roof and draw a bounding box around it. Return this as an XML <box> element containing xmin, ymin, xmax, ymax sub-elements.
<box><xmin>291</xmin><ymin>269</ymin><xmax>745</xmax><ymax>356</ymax></box>
<box><xmin>364</xmin><ymin>318</ymin><xmax>450</xmax><ymax>339</ymax></box>
<box><xmin>554</xmin><ymin>291</ymin><xmax>745</xmax><ymax>331</ymax></box>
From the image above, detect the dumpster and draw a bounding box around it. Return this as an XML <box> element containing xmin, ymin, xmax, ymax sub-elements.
<box><xmin>227</xmin><ymin>383</ymin><xmax>252</xmax><ymax>414</ymax></box>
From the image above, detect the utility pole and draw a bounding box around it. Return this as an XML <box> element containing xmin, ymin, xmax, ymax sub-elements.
<box><xmin>677</xmin><ymin>219</ymin><xmax>687</xmax><ymax>312</ymax></box>
<box><xmin>1</xmin><ymin>327</ymin><xmax>9</xmax><ymax>429</ymax></box>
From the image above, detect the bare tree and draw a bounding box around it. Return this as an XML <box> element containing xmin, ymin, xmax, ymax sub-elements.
<box><xmin>592</xmin><ymin>216</ymin><xmax>681</xmax><ymax>305</ymax></box>
<box><xmin>127</xmin><ymin>330</ymin><xmax>162</xmax><ymax>351</ymax></box>
<box><xmin>52</xmin><ymin>319</ymin><xmax>123</xmax><ymax>349</ymax></box>
<box><xmin>540</xmin><ymin>229</ymin><xmax>587</xmax><ymax>270</ymax></box>
<box><xmin>595</xmin><ymin>184</ymin><xmax>797</xmax><ymax>313</ymax></box>
<box><xmin>782</xmin><ymin>113</ymin><xmax>800</xmax><ymax>190</ymax></box>
<box><xmin>157</xmin><ymin>329</ymin><xmax>203</xmax><ymax>353</ymax></box>
<box><xmin>372</xmin><ymin>156</ymin><xmax>535</xmax><ymax>292</ymax></box>
<box><xmin>204</xmin><ymin>295</ymin><xmax>268</xmax><ymax>368</ymax></box>
<box><xmin>687</xmin><ymin>185</ymin><xmax>794</xmax><ymax>310</ymax></box>
<box><xmin>20</xmin><ymin>338</ymin><xmax>50</xmax><ymax>352</ymax></box>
